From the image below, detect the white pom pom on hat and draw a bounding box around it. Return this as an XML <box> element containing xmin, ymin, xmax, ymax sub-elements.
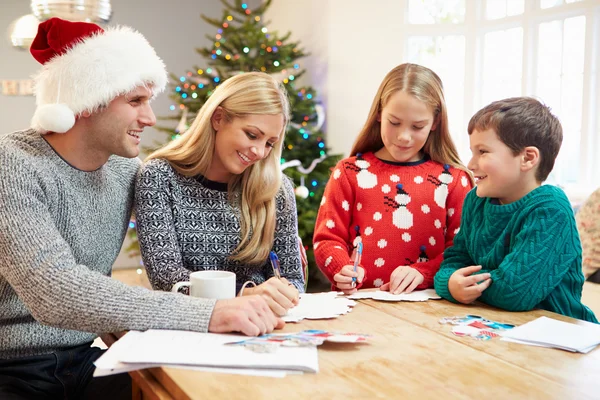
<box><xmin>33</xmin><ymin>103</ymin><xmax>76</xmax><ymax>133</ymax></box>
<box><xmin>29</xmin><ymin>17</ymin><xmax>167</xmax><ymax>134</ymax></box>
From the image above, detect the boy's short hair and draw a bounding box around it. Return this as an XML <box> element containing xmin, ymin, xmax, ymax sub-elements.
<box><xmin>467</xmin><ymin>97</ymin><xmax>562</xmax><ymax>182</ymax></box>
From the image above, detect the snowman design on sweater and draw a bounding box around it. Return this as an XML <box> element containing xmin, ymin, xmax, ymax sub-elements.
<box><xmin>383</xmin><ymin>183</ymin><xmax>414</xmax><ymax>229</ymax></box>
<box><xmin>427</xmin><ymin>164</ymin><xmax>453</xmax><ymax>208</ymax></box>
<box><xmin>405</xmin><ymin>245</ymin><xmax>430</xmax><ymax>265</ymax></box>
<box><xmin>344</xmin><ymin>153</ymin><xmax>377</xmax><ymax>189</ymax></box>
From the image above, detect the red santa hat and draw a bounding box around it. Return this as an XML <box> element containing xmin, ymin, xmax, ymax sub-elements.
<box><xmin>30</xmin><ymin>17</ymin><xmax>167</xmax><ymax>133</ymax></box>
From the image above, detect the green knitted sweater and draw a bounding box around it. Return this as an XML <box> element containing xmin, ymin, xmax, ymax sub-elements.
<box><xmin>434</xmin><ymin>185</ymin><xmax>597</xmax><ymax>323</ymax></box>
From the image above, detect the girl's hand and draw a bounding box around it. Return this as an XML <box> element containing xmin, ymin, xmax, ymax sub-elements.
<box><xmin>334</xmin><ymin>264</ymin><xmax>365</xmax><ymax>295</ymax></box>
<box><xmin>242</xmin><ymin>277</ymin><xmax>299</xmax><ymax>316</ymax></box>
<box><xmin>380</xmin><ymin>266</ymin><xmax>424</xmax><ymax>294</ymax></box>
<box><xmin>448</xmin><ymin>265</ymin><xmax>492</xmax><ymax>304</ymax></box>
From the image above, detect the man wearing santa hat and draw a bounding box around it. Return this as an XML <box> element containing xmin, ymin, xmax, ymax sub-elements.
<box><xmin>0</xmin><ymin>17</ymin><xmax>282</xmax><ymax>399</ymax></box>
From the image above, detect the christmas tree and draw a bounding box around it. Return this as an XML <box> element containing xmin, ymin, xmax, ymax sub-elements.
<box><xmin>127</xmin><ymin>0</ymin><xmax>340</xmax><ymax>291</ymax></box>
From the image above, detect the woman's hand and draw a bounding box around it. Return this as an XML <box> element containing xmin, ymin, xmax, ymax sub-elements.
<box><xmin>242</xmin><ymin>277</ymin><xmax>299</xmax><ymax>316</ymax></box>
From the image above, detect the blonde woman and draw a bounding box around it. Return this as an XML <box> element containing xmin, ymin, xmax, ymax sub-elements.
<box><xmin>135</xmin><ymin>72</ymin><xmax>303</xmax><ymax>316</ymax></box>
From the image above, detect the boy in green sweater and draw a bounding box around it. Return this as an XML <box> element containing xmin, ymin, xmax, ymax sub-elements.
<box><xmin>434</xmin><ymin>97</ymin><xmax>597</xmax><ymax>323</ymax></box>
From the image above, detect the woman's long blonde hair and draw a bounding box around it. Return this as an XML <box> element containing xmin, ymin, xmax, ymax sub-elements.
<box><xmin>351</xmin><ymin>63</ymin><xmax>472</xmax><ymax>181</ymax></box>
<box><xmin>146</xmin><ymin>72</ymin><xmax>291</xmax><ymax>265</ymax></box>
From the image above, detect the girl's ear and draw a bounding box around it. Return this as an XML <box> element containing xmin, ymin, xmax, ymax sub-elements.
<box><xmin>521</xmin><ymin>146</ymin><xmax>540</xmax><ymax>172</ymax></box>
<box><xmin>211</xmin><ymin>107</ymin><xmax>224</xmax><ymax>131</ymax></box>
<box><xmin>376</xmin><ymin>112</ymin><xmax>381</xmax><ymax>122</ymax></box>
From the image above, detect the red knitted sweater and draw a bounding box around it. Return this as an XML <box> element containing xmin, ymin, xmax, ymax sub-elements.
<box><xmin>314</xmin><ymin>152</ymin><xmax>473</xmax><ymax>290</ymax></box>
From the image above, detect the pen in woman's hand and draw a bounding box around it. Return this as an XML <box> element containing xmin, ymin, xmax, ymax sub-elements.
<box><xmin>269</xmin><ymin>251</ymin><xmax>282</xmax><ymax>280</ymax></box>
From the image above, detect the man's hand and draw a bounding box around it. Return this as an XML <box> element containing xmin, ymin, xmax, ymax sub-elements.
<box><xmin>380</xmin><ymin>266</ymin><xmax>424</xmax><ymax>294</ymax></box>
<box><xmin>333</xmin><ymin>265</ymin><xmax>365</xmax><ymax>295</ymax></box>
<box><xmin>448</xmin><ymin>265</ymin><xmax>492</xmax><ymax>304</ymax></box>
<box><xmin>242</xmin><ymin>277</ymin><xmax>299</xmax><ymax>316</ymax></box>
<box><xmin>208</xmin><ymin>295</ymin><xmax>284</xmax><ymax>336</ymax></box>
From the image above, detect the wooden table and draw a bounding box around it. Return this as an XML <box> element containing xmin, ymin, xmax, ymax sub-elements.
<box><xmin>104</xmin><ymin>298</ymin><xmax>600</xmax><ymax>400</ymax></box>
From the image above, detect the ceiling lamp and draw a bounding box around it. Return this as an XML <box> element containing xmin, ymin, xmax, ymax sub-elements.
<box><xmin>7</xmin><ymin>14</ymin><xmax>40</xmax><ymax>49</ymax></box>
<box><xmin>30</xmin><ymin>0</ymin><xmax>112</xmax><ymax>24</ymax></box>
<box><xmin>8</xmin><ymin>1</ymin><xmax>112</xmax><ymax>49</ymax></box>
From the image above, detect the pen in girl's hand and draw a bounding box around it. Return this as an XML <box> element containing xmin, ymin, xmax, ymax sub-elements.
<box><xmin>352</xmin><ymin>242</ymin><xmax>363</xmax><ymax>286</ymax></box>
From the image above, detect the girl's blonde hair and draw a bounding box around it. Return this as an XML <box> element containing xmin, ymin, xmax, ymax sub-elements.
<box><xmin>350</xmin><ymin>63</ymin><xmax>472</xmax><ymax>181</ymax></box>
<box><xmin>146</xmin><ymin>72</ymin><xmax>291</xmax><ymax>265</ymax></box>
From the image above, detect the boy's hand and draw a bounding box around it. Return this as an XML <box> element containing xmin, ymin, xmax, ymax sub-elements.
<box><xmin>334</xmin><ymin>265</ymin><xmax>365</xmax><ymax>294</ymax></box>
<box><xmin>380</xmin><ymin>266</ymin><xmax>424</xmax><ymax>294</ymax></box>
<box><xmin>448</xmin><ymin>265</ymin><xmax>492</xmax><ymax>304</ymax></box>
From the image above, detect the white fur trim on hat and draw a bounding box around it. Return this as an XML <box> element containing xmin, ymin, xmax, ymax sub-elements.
<box><xmin>31</xmin><ymin>26</ymin><xmax>167</xmax><ymax>133</ymax></box>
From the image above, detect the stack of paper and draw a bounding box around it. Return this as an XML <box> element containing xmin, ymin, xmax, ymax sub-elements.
<box><xmin>501</xmin><ymin>316</ymin><xmax>600</xmax><ymax>353</ymax></box>
<box><xmin>348</xmin><ymin>288</ymin><xmax>441</xmax><ymax>302</ymax></box>
<box><xmin>94</xmin><ymin>329</ymin><xmax>319</xmax><ymax>378</ymax></box>
<box><xmin>282</xmin><ymin>292</ymin><xmax>356</xmax><ymax>322</ymax></box>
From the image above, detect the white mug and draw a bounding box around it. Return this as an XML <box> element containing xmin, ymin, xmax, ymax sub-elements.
<box><xmin>171</xmin><ymin>270</ymin><xmax>236</xmax><ymax>300</ymax></box>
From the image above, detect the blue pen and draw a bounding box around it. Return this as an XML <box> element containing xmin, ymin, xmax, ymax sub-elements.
<box><xmin>352</xmin><ymin>242</ymin><xmax>363</xmax><ymax>285</ymax></box>
<box><xmin>269</xmin><ymin>251</ymin><xmax>282</xmax><ymax>280</ymax></box>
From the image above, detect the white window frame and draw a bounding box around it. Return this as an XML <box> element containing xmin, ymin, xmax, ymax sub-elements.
<box><xmin>401</xmin><ymin>0</ymin><xmax>600</xmax><ymax>201</ymax></box>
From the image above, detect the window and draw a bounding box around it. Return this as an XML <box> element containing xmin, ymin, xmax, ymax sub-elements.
<box><xmin>408</xmin><ymin>35</ymin><xmax>466</xmax><ymax>153</ymax></box>
<box><xmin>405</xmin><ymin>0</ymin><xmax>599</xmax><ymax>199</ymax></box>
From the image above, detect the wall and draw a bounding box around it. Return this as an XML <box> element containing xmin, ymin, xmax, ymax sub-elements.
<box><xmin>265</xmin><ymin>0</ymin><xmax>405</xmax><ymax>157</ymax></box>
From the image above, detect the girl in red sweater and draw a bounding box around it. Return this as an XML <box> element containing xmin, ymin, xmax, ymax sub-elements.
<box><xmin>314</xmin><ymin>63</ymin><xmax>473</xmax><ymax>295</ymax></box>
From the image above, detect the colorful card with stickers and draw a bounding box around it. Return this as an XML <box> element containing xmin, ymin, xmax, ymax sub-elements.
<box><xmin>439</xmin><ymin>315</ymin><xmax>515</xmax><ymax>341</ymax></box>
<box><xmin>225</xmin><ymin>330</ymin><xmax>371</xmax><ymax>353</ymax></box>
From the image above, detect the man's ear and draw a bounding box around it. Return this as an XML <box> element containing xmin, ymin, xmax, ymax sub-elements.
<box><xmin>211</xmin><ymin>107</ymin><xmax>224</xmax><ymax>131</ymax></box>
<box><xmin>521</xmin><ymin>146</ymin><xmax>540</xmax><ymax>172</ymax></box>
<box><xmin>80</xmin><ymin>110</ymin><xmax>92</xmax><ymax>118</ymax></box>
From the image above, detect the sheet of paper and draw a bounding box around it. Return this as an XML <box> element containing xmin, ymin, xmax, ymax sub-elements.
<box><xmin>95</xmin><ymin>362</ymin><xmax>296</xmax><ymax>378</ymax></box>
<box><xmin>500</xmin><ymin>337</ymin><xmax>597</xmax><ymax>354</ymax></box>
<box><xmin>94</xmin><ymin>331</ymin><xmax>156</xmax><ymax>377</ymax></box>
<box><xmin>282</xmin><ymin>292</ymin><xmax>356</xmax><ymax>322</ymax></box>
<box><xmin>501</xmin><ymin>316</ymin><xmax>600</xmax><ymax>353</ymax></box>
<box><xmin>348</xmin><ymin>288</ymin><xmax>441</xmax><ymax>302</ymax></box>
<box><xmin>116</xmin><ymin>330</ymin><xmax>319</xmax><ymax>373</ymax></box>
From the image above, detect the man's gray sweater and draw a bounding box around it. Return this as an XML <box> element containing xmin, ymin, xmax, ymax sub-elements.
<box><xmin>0</xmin><ymin>130</ymin><xmax>216</xmax><ymax>359</ymax></box>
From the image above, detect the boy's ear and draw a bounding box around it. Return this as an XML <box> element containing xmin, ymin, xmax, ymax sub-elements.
<box><xmin>211</xmin><ymin>107</ymin><xmax>224</xmax><ymax>131</ymax></box>
<box><xmin>521</xmin><ymin>146</ymin><xmax>540</xmax><ymax>172</ymax></box>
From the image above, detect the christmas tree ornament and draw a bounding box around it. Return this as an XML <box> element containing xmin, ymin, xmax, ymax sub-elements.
<box><xmin>175</xmin><ymin>107</ymin><xmax>189</xmax><ymax>133</ymax></box>
<box><xmin>280</xmin><ymin>155</ymin><xmax>328</xmax><ymax>174</ymax></box>
<box><xmin>295</xmin><ymin>177</ymin><xmax>309</xmax><ymax>199</ymax></box>
<box><xmin>314</xmin><ymin>104</ymin><xmax>326</xmax><ymax>131</ymax></box>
